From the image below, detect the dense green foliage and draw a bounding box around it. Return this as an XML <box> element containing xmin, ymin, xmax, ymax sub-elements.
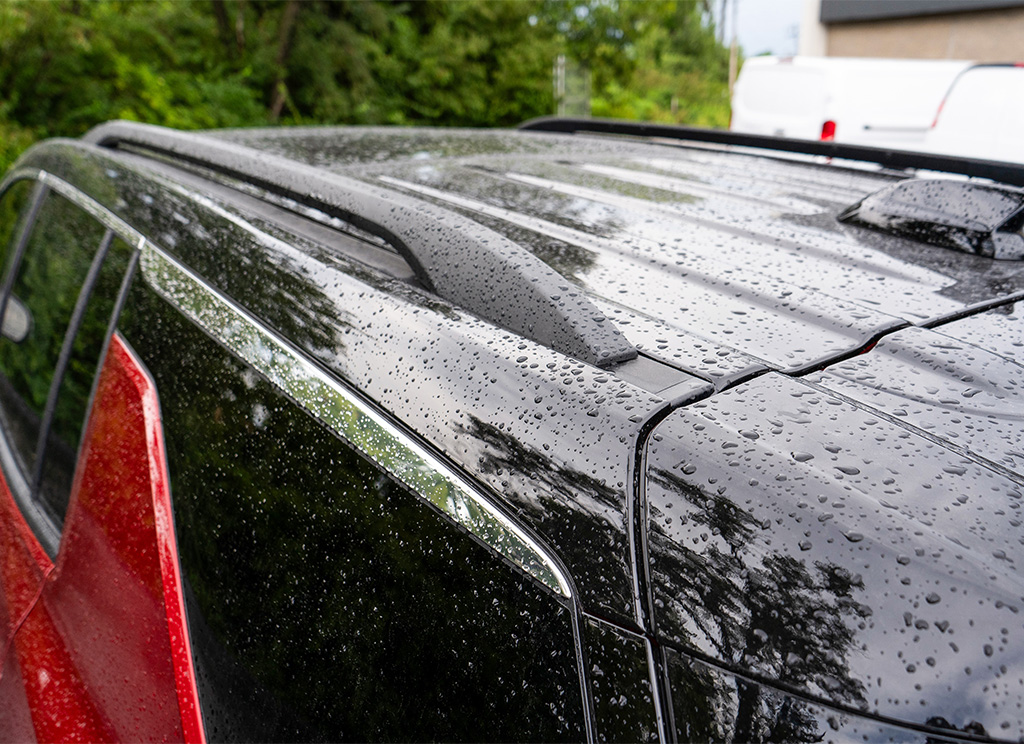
<box><xmin>0</xmin><ymin>0</ymin><xmax>731</xmax><ymax>173</ymax></box>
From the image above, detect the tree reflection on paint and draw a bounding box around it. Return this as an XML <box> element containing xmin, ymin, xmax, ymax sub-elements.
<box><xmin>650</xmin><ymin>468</ymin><xmax>870</xmax><ymax>743</ymax></box>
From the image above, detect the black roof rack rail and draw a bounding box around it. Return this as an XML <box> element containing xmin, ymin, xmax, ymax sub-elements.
<box><xmin>519</xmin><ymin>116</ymin><xmax>1024</xmax><ymax>188</ymax></box>
<box><xmin>83</xmin><ymin>120</ymin><xmax>636</xmax><ymax>368</ymax></box>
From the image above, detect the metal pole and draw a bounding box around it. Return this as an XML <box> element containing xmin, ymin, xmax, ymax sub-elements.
<box><xmin>728</xmin><ymin>0</ymin><xmax>739</xmax><ymax>97</ymax></box>
<box><xmin>555</xmin><ymin>54</ymin><xmax>566</xmax><ymax>117</ymax></box>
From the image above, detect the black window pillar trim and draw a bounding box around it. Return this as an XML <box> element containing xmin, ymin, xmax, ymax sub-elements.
<box><xmin>629</xmin><ymin>401</ymin><xmax>678</xmax><ymax>743</ymax></box>
<box><xmin>628</xmin><ymin>385</ymin><xmax>718</xmax><ymax>742</ymax></box>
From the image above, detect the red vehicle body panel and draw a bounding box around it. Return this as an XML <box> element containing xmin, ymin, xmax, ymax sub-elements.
<box><xmin>0</xmin><ymin>474</ymin><xmax>49</xmax><ymax>656</ymax></box>
<box><xmin>0</xmin><ymin>334</ymin><xmax>204</xmax><ymax>743</ymax></box>
<box><xmin>0</xmin><ymin>479</ymin><xmax>49</xmax><ymax>743</ymax></box>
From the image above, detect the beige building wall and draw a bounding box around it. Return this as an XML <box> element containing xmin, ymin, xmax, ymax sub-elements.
<box><xmin>799</xmin><ymin>0</ymin><xmax>827</xmax><ymax>56</ymax></box>
<box><xmin>826</xmin><ymin>7</ymin><xmax>1024</xmax><ymax>61</ymax></box>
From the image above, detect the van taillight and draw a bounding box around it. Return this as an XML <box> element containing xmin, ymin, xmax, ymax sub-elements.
<box><xmin>820</xmin><ymin>120</ymin><xmax>836</xmax><ymax>141</ymax></box>
<box><xmin>931</xmin><ymin>99</ymin><xmax>945</xmax><ymax>129</ymax></box>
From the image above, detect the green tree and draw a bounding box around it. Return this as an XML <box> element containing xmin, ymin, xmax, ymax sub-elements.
<box><xmin>543</xmin><ymin>0</ymin><xmax>730</xmax><ymax>126</ymax></box>
<box><xmin>0</xmin><ymin>0</ymin><xmax>731</xmax><ymax>174</ymax></box>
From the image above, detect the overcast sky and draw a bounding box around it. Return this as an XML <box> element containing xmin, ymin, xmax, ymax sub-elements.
<box><xmin>716</xmin><ymin>0</ymin><xmax>806</xmax><ymax>57</ymax></box>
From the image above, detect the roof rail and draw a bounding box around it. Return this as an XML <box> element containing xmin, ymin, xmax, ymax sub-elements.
<box><xmin>519</xmin><ymin>116</ymin><xmax>1024</xmax><ymax>188</ymax></box>
<box><xmin>83</xmin><ymin>121</ymin><xmax>636</xmax><ymax>368</ymax></box>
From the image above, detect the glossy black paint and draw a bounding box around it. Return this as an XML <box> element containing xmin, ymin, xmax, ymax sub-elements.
<box><xmin>8</xmin><ymin>121</ymin><xmax>1024</xmax><ymax>742</ymax></box>
<box><xmin>809</xmin><ymin>323</ymin><xmax>1024</xmax><ymax>474</ymax></box>
<box><xmin>928</xmin><ymin>300</ymin><xmax>1024</xmax><ymax>363</ymax></box>
<box><xmin>22</xmin><ymin>139</ymin><xmax>681</xmax><ymax>625</ymax></box>
<box><xmin>118</xmin><ymin>277</ymin><xmax>586</xmax><ymax>742</ymax></box>
<box><xmin>666</xmin><ymin>649</ymin><xmax>975</xmax><ymax>743</ymax></box>
<box><xmin>646</xmin><ymin>372</ymin><xmax>1024</xmax><ymax>739</ymax></box>
<box><xmin>210</xmin><ymin>126</ymin><xmax>1024</xmax><ymax>375</ymax></box>
<box><xmin>585</xmin><ymin>620</ymin><xmax>659</xmax><ymax>743</ymax></box>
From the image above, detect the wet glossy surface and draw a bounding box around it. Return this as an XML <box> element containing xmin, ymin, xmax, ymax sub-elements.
<box><xmin>929</xmin><ymin>301</ymin><xmax>1024</xmax><ymax>365</ymax></box>
<box><xmin>8</xmin><ymin>127</ymin><xmax>1024</xmax><ymax>740</ymax></box>
<box><xmin>85</xmin><ymin>122</ymin><xmax>639</xmax><ymax>368</ymax></box>
<box><xmin>213</xmin><ymin>127</ymin><xmax>1024</xmax><ymax>374</ymax></box>
<box><xmin>647</xmin><ymin>373</ymin><xmax>1024</xmax><ymax>740</ymax></box>
<box><xmin>24</xmin><ymin>140</ymin><xmax>684</xmax><ymax>624</ymax></box>
<box><xmin>118</xmin><ymin>279</ymin><xmax>586</xmax><ymax>741</ymax></box>
<box><xmin>839</xmin><ymin>179</ymin><xmax>1024</xmax><ymax>260</ymax></box>
<box><xmin>373</xmin><ymin>162</ymin><xmax>908</xmax><ymax>374</ymax></box>
<box><xmin>667</xmin><ymin>649</ymin><xmax>973</xmax><ymax>743</ymax></box>
<box><xmin>0</xmin><ymin>191</ymin><xmax>107</xmax><ymax>486</ymax></box>
<box><xmin>809</xmin><ymin>323</ymin><xmax>1024</xmax><ymax>475</ymax></box>
<box><xmin>0</xmin><ymin>469</ymin><xmax>48</xmax><ymax>664</ymax></box>
<box><xmin>585</xmin><ymin>619</ymin><xmax>659</xmax><ymax>743</ymax></box>
<box><xmin>38</xmin><ymin>232</ymin><xmax>134</xmax><ymax>528</ymax></box>
<box><xmin>139</xmin><ymin>241</ymin><xmax>571</xmax><ymax>597</ymax></box>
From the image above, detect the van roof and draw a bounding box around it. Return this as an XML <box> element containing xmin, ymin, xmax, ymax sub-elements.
<box><xmin>84</xmin><ymin>119</ymin><xmax>1024</xmax><ymax>387</ymax></box>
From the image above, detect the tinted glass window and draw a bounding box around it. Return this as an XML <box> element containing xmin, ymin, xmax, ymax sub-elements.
<box><xmin>37</xmin><ymin>235</ymin><xmax>134</xmax><ymax>523</ymax></box>
<box><xmin>119</xmin><ymin>280</ymin><xmax>585</xmax><ymax>743</ymax></box>
<box><xmin>0</xmin><ymin>180</ymin><xmax>35</xmax><ymax>284</ymax></box>
<box><xmin>0</xmin><ymin>191</ymin><xmax>105</xmax><ymax>480</ymax></box>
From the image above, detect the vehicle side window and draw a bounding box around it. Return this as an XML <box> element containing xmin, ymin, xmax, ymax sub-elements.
<box><xmin>118</xmin><ymin>278</ymin><xmax>586</xmax><ymax>742</ymax></box>
<box><xmin>37</xmin><ymin>235</ymin><xmax>134</xmax><ymax>522</ymax></box>
<box><xmin>0</xmin><ymin>187</ymin><xmax>128</xmax><ymax>527</ymax></box>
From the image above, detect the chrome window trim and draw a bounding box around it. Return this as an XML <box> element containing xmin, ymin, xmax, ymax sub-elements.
<box><xmin>138</xmin><ymin>240</ymin><xmax>573</xmax><ymax>598</ymax></box>
<box><xmin>1</xmin><ymin>168</ymin><xmax>573</xmax><ymax>597</ymax></box>
<box><xmin>1</xmin><ymin>169</ymin><xmax>146</xmax><ymax>249</ymax></box>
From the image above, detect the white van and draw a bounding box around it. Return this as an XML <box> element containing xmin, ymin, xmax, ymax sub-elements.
<box><xmin>923</xmin><ymin>64</ymin><xmax>1024</xmax><ymax>164</ymax></box>
<box><xmin>731</xmin><ymin>56</ymin><xmax>972</xmax><ymax>148</ymax></box>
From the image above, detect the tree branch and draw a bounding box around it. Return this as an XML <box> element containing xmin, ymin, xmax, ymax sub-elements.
<box><xmin>211</xmin><ymin>0</ymin><xmax>234</xmax><ymax>57</ymax></box>
<box><xmin>270</xmin><ymin>0</ymin><xmax>300</xmax><ymax>122</ymax></box>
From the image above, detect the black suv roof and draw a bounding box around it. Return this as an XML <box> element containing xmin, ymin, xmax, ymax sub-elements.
<box><xmin>10</xmin><ymin>119</ymin><xmax>1024</xmax><ymax>741</ymax></box>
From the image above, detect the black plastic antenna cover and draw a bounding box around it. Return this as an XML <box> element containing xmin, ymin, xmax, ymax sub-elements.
<box><xmin>83</xmin><ymin>121</ymin><xmax>637</xmax><ymax>368</ymax></box>
<box><xmin>838</xmin><ymin>179</ymin><xmax>1024</xmax><ymax>259</ymax></box>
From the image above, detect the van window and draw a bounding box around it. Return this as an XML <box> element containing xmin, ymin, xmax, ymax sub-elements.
<box><xmin>0</xmin><ymin>190</ymin><xmax>108</xmax><ymax>520</ymax></box>
<box><xmin>926</xmin><ymin>66</ymin><xmax>1024</xmax><ymax>164</ymax></box>
<box><xmin>37</xmin><ymin>235</ymin><xmax>134</xmax><ymax>523</ymax></box>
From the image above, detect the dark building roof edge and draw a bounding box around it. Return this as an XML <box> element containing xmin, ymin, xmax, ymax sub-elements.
<box><xmin>821</xmin><ymin>0</ymin><xmax>1024</xmax><ymax>24</ymax></box>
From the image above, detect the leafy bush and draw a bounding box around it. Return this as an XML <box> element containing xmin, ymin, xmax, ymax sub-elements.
<box><xmin>0</xmin><ymin>0</ymin><xmax>732</xmax><ymax>174</ymax></box>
